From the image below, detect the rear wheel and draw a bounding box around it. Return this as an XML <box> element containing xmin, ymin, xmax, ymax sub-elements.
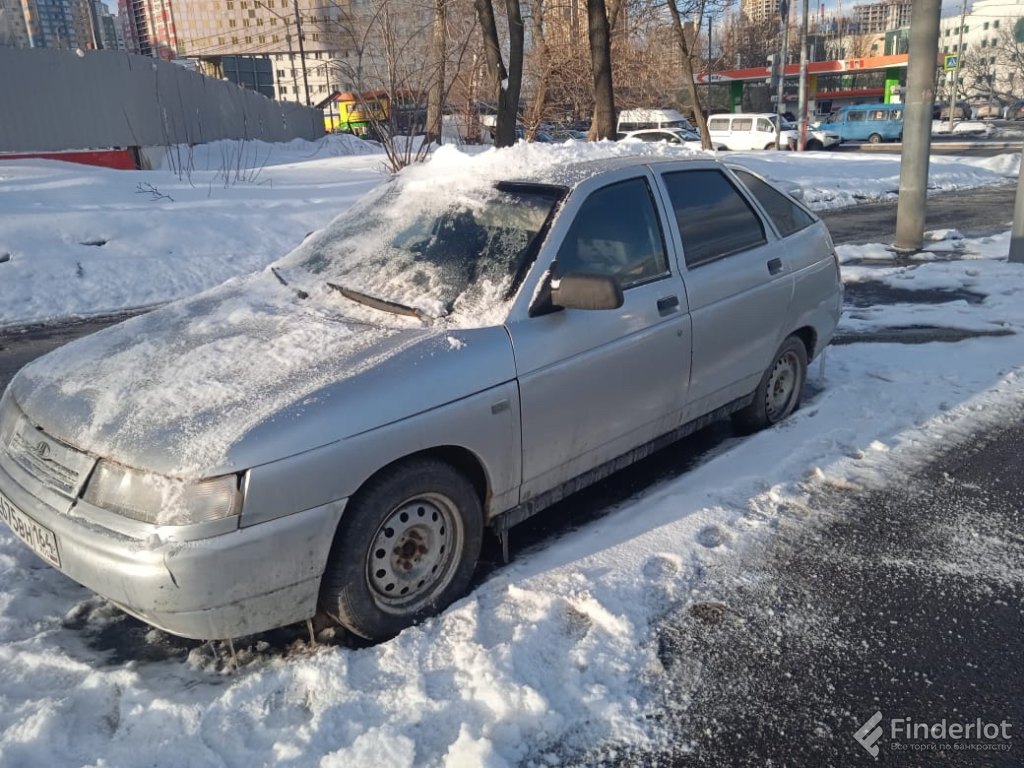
<box><xmin>868</xmin><ymin>132</ymin><xmax>883</xmax><ymax>144</ymax></box>
<box><xmin>319</xmin><ymin>458</ymin><xmax>483</xmax><ymax>642</ymax></box>
<box><xmin>733</xmin><ymin>335</ymin><xmax>808</xmax><ymax>433</ymax></box>
<box><xmin>805</xmin><ymin>139</ymin><xmax>823</xmax><ymax>151</ymax></box>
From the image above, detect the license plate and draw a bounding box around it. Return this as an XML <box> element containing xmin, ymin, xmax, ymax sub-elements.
<box><xmin>0</xmin><ymin>490</ymin><xmax>61</xmax><ymax>567</ymax></box>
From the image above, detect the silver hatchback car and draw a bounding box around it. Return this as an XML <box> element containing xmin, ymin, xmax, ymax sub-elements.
<box><xmin>0</xmin><ymin>156</ymin><xmax>841</xmax><ymax>642</ymax></box>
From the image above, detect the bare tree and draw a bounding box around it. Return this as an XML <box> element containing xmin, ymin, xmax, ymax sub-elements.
<box><xmin>664</xmin><ymin>1</ymin><xmax>715</xmax><ymax>148</ymax></box>
<box><xmin>474</xmin><ymin>0</ymin><xmax>525</xmax><ymax>147</ymax></box>
<box><xmin>588</xmin><ymin>0</ymin><xmax>617</xmax><ymax>138</ymax></box>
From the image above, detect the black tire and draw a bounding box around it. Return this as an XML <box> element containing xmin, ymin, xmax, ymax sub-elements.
<box><xmin>319</xmin><ymin>458</ymin><xmax>484</xmax><ymax>642</ymax></box>
<box><xmin>868</xmin><ymin>133</ymin><xmax>883</xmax><ymax>144</ymax></box>
<box><xmin>764</xmin><ymin>143</ymin><xmax>777</xmax><ymax>151</ymax></box>
<box><xmin>733</xmin><ymin>335</ymin><xmax>808</xmax><ymax>433</ymax></box>
<box><xmin>805</xmin><ymin>139</ymin><xmax>823</xmax><ymax>151</ymax></box>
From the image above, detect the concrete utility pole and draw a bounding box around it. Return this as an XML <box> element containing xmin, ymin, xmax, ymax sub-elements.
<box><xmin>774</xmin><ymin>0</ymin><xmax>790</xmax><ymax>149</ymax></box>
<box><xmin>894</xmin><ymin>0</ymin><xmax>941</xmax><ymax>253</ymax></box>
<box><xmin>1010</xmin><ymin>148</ymin><xmax>1024</xmax><ymax>262</ymax></box>
<box><xmin>797</xmin><ymin>0</ymin><xmax>809</xmax><ymax>150</ymax></box>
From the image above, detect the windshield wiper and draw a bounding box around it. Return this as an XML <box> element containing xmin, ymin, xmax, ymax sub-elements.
<box><xmin>326</xmin><ymin>282</ymin><xmax>434</xmax><ymax>322</ymax></box>
<box><xmin>271</xmin><ymin>267</ymin><xmax>309</xmax><ymax>299</ymax></box>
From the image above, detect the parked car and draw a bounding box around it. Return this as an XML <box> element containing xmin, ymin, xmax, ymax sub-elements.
<box><xmin>0</xmin><ymin>156</ymin><xmax>842</xmax><ymax>643</ymax></box>
<box><xmin>1006</xmin><ymin>100</ymin><xmax>1024</xmax><ymax>120</ymax></box>
<box><xmin>617</xmin><ymin>127</ymin><xmax>727</xmax><ymax>150</ymax></box>
<box><xmin>707</xmin><ymin>112</ymin><xmax>799</xmax><ymax>151</ymax></box>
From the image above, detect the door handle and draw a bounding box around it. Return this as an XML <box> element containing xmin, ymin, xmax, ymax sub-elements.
<box><xmin>657</xmin><ymin>295</ymin><xmax>680</xmax><ymax>315</ymax></box>
<box><xmin>767</xmin><ymin>257</ymin><xmax>783</xmax><ymax>275</ymax></box>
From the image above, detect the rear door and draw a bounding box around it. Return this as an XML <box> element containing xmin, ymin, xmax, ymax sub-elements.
<box><xmin>655</xmin><ymin>165</ymin><xmax>793</xmax><ymax>414</ymax></box>
<box><xmin>506</xmin><ymin>171</ymin><xmax>692</xmax><ymax>501</ymax></box>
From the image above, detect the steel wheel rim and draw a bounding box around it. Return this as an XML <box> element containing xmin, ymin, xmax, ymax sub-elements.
<box><xmin>366</xmin><ymin>492</ymin><xmax>463</xmax><ymax>614</ymax></box>
<box><xmin>765</xmin><ymin>350</ymin><xmax>800</xmax><ymax>421</ymax></box>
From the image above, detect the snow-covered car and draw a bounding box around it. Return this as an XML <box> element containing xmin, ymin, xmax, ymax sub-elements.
<box><xmin>0</xmin><ymin>156</ymin><xmax>842</xmax><ymax>643</ymax></box>
<box><xmin>617</xmin><ymin>127</ymin><xmax>727</xmax><ymax>151</ymax></box>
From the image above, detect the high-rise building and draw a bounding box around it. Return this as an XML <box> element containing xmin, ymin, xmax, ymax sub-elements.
<box><xmin>119</xmin><ymin>0</ymin><xmax>355</xmax><ymax>102</ymax></box>
<box><xmin>18</xmin><ymin>0</ymin><xmax>81</xmax><ymax>47</ymax></box>
<box><xmin>0</xmin><ymin>0</ymin><xmax>30</xmax><ymax>46</ymax></box>
<box><xmin>741</xmin><ymin>0</ymin><xmax>780</xmax><ymax>25</ymax></box>
<box><xmin>852</xmin><ymin>0</ymin><xmax>913</xmax><ymax>35</ymax></box>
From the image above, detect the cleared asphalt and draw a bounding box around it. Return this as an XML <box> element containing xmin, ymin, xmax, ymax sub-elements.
<box><xmin>590</xmin><ymin>414</ymin><xmax>1024</xmax><ymax>767</ymax></box>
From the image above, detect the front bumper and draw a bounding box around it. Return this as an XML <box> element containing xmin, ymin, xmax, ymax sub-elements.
<box><xmin>0</xmin><ymin>457</ymin><xmax>345</xmax><ymax>640</ymax></box>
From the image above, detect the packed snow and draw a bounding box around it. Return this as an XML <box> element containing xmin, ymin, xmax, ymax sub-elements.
<box><xmin>0</xmin><ymin>137</ymin><xmax>1023</xmax><ymax>767</ymax></box>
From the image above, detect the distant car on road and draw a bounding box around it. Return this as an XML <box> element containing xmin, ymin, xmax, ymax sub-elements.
<box><xmin>617</xmin><ymin>127</ymin><xmax>727</xmax><ymax>150</ymax></box>
<box><xmin>0</xmin><ymin>156</ymin><xmax>842</xmax><ymax>644</ymax></box>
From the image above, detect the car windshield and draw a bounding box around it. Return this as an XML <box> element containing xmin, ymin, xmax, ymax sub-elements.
<box><xmin>284</xmin><ymin>182</ymin><xmax>564</xmax><ymax>322</ymax></box>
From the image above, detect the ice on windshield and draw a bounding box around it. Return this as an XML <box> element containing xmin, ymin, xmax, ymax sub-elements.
<box><xmin>280</xmin><ymin>182</ymin><xmax>561</xmax><ymax>322</ymax></box>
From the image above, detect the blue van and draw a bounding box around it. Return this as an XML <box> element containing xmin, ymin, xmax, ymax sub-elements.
<box><xmin>819</xmin><ymin>103</ymin><xmax>904</xmax><ymax>144</ymax></box>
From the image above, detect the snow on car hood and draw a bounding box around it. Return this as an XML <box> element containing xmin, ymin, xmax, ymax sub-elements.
<box><xmin>10</xmin><ymin>272</ymin><xmax>516</xmax><ymax>478</ymax></box>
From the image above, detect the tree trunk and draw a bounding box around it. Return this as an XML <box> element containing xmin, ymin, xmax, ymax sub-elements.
<box><xmin>667</xmin><ymin>1</ymin><xmax>711</xmax><ymax>150</ymax></box>
<box><xmin>473</xmin><ymin>0</ymin><xmax>523</xmax><ymax>148</ymax></box>
<box><xmin>587</xmin><ymin>0</ymin><xmax>615</xmax><ymax>139</ymax></box>
<box><xmin>425</xmin><ymin>0</ymin><xmax>447</xmax><ymax>145</ymax></box>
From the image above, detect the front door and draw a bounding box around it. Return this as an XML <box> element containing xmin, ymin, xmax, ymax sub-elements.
<box><xmin>506</xmin><ymin>175</ymin><xmax>692</xmax><ymax>502</ymax></box>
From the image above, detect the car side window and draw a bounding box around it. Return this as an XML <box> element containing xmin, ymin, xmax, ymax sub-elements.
<box><xmin>733</xmin><ymin>118</ymin><xmax>752</xmax><ymax>131</ymax></box>
<box><xmin>554</xmin><ymin>177</ymin><xmax>670</xmax><ymax>289</ymax></box>
<box><xmin>731</xmin><ymin>169</ymin><xmax>815</xmax><ymax>237</ymax></box>
<box><xmin>757</xmin><ymin>118</ymin><xmax>774</xmax><ymax>133</ymax></box>
<box><xmin>662</xmin><ymin>169</ymin><xmax>767</xmax><ymax>268</ymax></box>
<box><xmin>848</xmin><ymin>111</ymin><xmax>866</xmax><ymax>122</ymax></box>
<box><xmin>708</xmin><ymin>117</ymin><xmax>729</xmax><ymax>131</ymax></box>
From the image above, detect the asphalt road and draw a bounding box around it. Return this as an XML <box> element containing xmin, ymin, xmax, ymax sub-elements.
<box><xmin>819</xmin><ymin>181</ymin><xmax>1017</xmax><ymax>247</ymax></box>
<box><xmin>593</xmin><ymin>413</ymin><xmax>1024</xmax><ymax>767</ymax></box>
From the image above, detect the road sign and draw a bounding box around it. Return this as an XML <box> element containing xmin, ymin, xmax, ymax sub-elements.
<box><xmin>944</xmin><ymin>54</ymin><xmax>958</xmax><ymax>71</ymax></box>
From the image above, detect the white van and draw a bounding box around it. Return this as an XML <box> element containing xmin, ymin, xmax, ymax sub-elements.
<box><xmin>617</xmin><ymin>108</ymin><xmax>692</xmax><ymax>134</ymax></box>
<box><xmin>707</xmin><ymin>113</ymin><xmax>797</xmax><ymax>151</ymax></box>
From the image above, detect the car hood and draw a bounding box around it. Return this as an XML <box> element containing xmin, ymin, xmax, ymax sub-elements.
<box><xmin>10</xmin><ymin>273</ymin><xmax>516</xmax><ymax>479</ymax></box>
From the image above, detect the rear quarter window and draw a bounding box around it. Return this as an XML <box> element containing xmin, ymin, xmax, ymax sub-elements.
<box><xmin>731</xmin><ymin>169</ymin><xmax>815</xmax><ymax>238</ymax></box>
<box><xmin>708</xmin><ymin>118</ymin><xmax>730</xmax><ymax>131</ymax></box>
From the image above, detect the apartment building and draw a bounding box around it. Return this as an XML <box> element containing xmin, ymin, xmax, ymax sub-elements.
<box><xmin>852</xmin><ymin>0</ymin><xmax>912</xmax><ymax>35</ymax></box>
<box><xmin>741</xmin><ymin>0</ymin><xmax>780</xmax><ymax>25</ymax></box>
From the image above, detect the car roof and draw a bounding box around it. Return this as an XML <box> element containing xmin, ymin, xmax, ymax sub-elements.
<box><xmin>505</xmin><ymin>154</ymin><xmax>715</xmax><ymax>189</ymax></box>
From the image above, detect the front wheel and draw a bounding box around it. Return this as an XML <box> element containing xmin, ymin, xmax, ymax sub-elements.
<box><xmin>805</xmin><ymin>139</ymin><xmax>823</xmax><ymax>151</ymax></box>
<box><xmin>733</xmin><ymin>335</ymin><xmax>808</xmax><ymax>433</ymax></box>
<box><xmin>319</xmin><ymin>458</ymin><xmax>483</xmax><ymax>642</ymax></box>
<box><xmin>764</xmin><ymin>142</ymin><xmax>778</xmax><ymax>151</ymax></box>
<box><xmin>868</xmin><ymin>133</ymin><xmax>883</xmax><ymax>144</ymax></box>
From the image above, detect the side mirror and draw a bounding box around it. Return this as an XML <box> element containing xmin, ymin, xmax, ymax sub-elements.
<box><xmin>550</xmin><ymin>273</ymin><xmax>624</xmax><ymax>311</ymax></box>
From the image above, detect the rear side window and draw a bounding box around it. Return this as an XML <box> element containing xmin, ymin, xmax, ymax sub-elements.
<box><xmin>731</xmin><ymin>169</ymin><xmax>815</xmax><ymax>237</ymax></box>
<box><xmin>662</xmin><ymin>169</ymin><xmax>767</xmax><ymax>268</ymax></box>
<box><xmin>555</xmin><ymin>178</ymin><xmax>670</xmax><ymax>289</ymax></box>
<box><xmin>708</xmin><ymin>117</ymin><xmax>730</xmax><ymax>131</ymax></box>
<box><xmin>733</xmin><ymin>118</ymin><xmax>753</xmax><ymax>131</ymax></box>
<box><xmin>847</xmin><ymin>111</ymin><xmax>866</xmax><ymax>122</ymax></box>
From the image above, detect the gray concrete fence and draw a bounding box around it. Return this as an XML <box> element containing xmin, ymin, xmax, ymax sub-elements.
<box><xmin>0</xmin><ymin>47</ymin><xmax>324</xmax><ymax>153</ymax></box>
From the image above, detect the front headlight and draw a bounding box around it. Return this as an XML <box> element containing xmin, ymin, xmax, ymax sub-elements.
<box><xmin>0</xmin><ymin>391</ymin><xmax>22</xmax><ymax>451</ymax></box>
<box><xmin>82</xmin><ymin>460</ymin><xmax>241</xmax><ymax>526</ymax></box>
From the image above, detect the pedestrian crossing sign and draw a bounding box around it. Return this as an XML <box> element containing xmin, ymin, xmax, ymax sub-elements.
<box><xmin>944</xmin><ymin>54</ymin><xmax>958</xmax><ymax>71</ymax></box>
